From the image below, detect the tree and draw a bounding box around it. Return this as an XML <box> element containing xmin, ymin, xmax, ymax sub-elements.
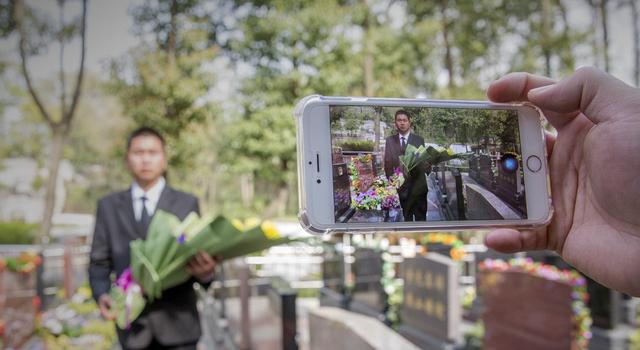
<box><xmin>108</xmin><ymin>0</ymin><xmax>221</xmax><ymax>210</ymax></box>
<box><xmin>222</xmin><ymin>0</ymin><xmax>424</xmax><ymax>217</ymax></box>
<box><xmin>15</xmin><ymin>0</ymin><xmax>87</xmax><ymax>243</ymax></box>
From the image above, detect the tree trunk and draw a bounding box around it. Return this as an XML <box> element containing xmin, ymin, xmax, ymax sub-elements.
<box><xmin>167</xmin><ymin>0</ymin><xmax>178</xmax><ymax>65</ymax></box>
<box><xmin>362</xmin><ymin>1</ymin><xmax>379</xmax><ymax>152</ymax></box>
<box><xmin>240</xmin><ymin>173</ymin><xmax>254</xmax><ymax>208</ymax></box>
<box><xmin>631</xmin><ymin>0</ymin><xmax>640</xmax><ymax>86</ymax></box>
<box><xmin>40</xmin><ymin>126</ymin><xmax>67</xmax><ymax>244</ymax></box>
<box><xmin>439</xmin><ymin>0</ymin><xmax>455</xmax><ymax>94</ymax></box>
<box><xmin>600</xmin><ymin>0</ymin><xmax>610</xmax><ymax>72</ymax></box>
<box><xmin>16</xmin><ymin>0</ymin><xmax>87</xmax><ymax>243</ymax></box>
<box><xmin>585</xmin><ymin>0</ymin><xmax>601</xmax><ymax>67</ymax></box>
<box><xmin>263</xmin><ymin>184</ymin><xmax>289</xmax><ymax>219</ymax></box>
<box><xmin>542</xmin><ymin>0</ymin><xmax>552</xmax><ymax>76</ymax></box>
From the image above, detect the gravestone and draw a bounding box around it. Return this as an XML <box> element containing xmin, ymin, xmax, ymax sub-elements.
<box><xmin>309</xmin><ymin>307</ymin><xmax>420</xmax><ymax>350</ymax></box>
<box><xmin>494</xmin><ymin>158</ymin><xmax>526</xmax><ymax>215</ymax></box>
<box><xmin>350</xmin><ymin>248</ymin><xmax>387</xmax><ymax>320</ymax></box>
<box><xmin>468</xmin><ymin>154</ymin><xmax>493</xmax><ymax>190</ymax></box>
<box><xmin>320</xmin><ymin>250</ymin><xmax>349</xmax><ymax>309</ymax></box>
<box><xmin>0</xmin><ymin>269</ymin><xmax>38</xmax><ymax>349</ymax></box>
<box><xmin>521</xmin><ymin>249</ymin><xmax>631</xmax><ymax>349</ymax></box>
<box><xmin>355</xmin><ymin>158</ymin><xmax>375</xmax><ymax>192</ymax></box>
<box><xmin>333</xmin><ymin>162</ymin><xmax>351</xmax><ymax>219</ymax></box>
<box><xmin>398</xmin><ymin>253</ymin><xmax>461</xmax><ymax>349</ymax></box>
<box><xmin>478</xmin><ymin>265</ymin><xmax>580</xmax><ymax>350</ymax></box>
<box><xmin>432</xmin><ymin>168</ymin><xmax>465</xmax><ymax>221</ymax></box>
<box><xmin>424</xmin><ymin>243</ymin><xmax>453</xmax><ymax>258</ymax></box>
<box><xmin>586</xmin><ymin>278</ymin><xmax>629</xmax><ymax>350</ymax></box>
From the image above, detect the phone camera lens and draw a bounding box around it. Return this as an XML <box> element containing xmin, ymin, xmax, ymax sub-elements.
<box><xmin>500</xmin><ymin>154</ymin><xmax>519</xmax><ymax>173</ymax></box>
<box><xmin>317</xmin><ymin>179</ymin><xmax>322</xmax><ymax>184</ymax></box>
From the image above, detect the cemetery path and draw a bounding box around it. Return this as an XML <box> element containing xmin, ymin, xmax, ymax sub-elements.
<box><xmin>427</xmin><ymin>176</ymin><xmax>443</xmax><ymax>221</ymax></box>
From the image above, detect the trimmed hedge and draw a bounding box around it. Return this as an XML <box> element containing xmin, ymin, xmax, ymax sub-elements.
<box><xmin>339</xmin><ymin>140</ymin><xmax>375</xmax><ymax>151</ymax></box>
<box><xmin>0</xmin><ymin>221</ymin><xmax>38</xmax><ymax>244</ymax></box>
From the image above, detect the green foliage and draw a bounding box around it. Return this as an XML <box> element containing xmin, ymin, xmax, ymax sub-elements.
<box><xmin>339</xmin><ymin>140</ymin><xmax>375</xmax><ymax>152</ymax></box>
<box><xmin>0</xmin><ymin>221</ymin><xmax>39</xmax><ymax>244</ymax></box>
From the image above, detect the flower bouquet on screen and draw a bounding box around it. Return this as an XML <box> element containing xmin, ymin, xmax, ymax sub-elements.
<box><xmin>399</xmin><ymin>144</ymin><xmax>470</xmax><ymax>176</ymax></box>
<box><xmin>111</xmin><ymin>210</ymin><xmax>295</xmax><ymax>329</ymax></box>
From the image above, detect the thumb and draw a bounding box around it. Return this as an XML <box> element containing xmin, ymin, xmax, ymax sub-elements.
<box><xmin>527</xmin><ymin>66</ymin><xmax>637</xmax><ymax>124</ymax></box>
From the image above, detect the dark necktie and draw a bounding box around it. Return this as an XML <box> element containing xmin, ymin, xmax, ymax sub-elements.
<box><xmin>139</xmin><ymin>196</ymin><xmax>150</xmax><ymax>235</ymax></box>
<box><xmin>401</xmin><ymin>136</ymin><xmax>406</xmax><ymax>150</ymax></box>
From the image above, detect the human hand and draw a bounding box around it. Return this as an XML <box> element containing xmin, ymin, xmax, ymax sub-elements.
<box><xmin>98</xmin><ymin>294</ymin><xmax>115</xmax><ymax>320</ymax></box>
<box><xmin>186</xmin><ymin>251</ymin><xmax>219</xmax><ymax>282</ymax></box>
<box><xmin>484</xmin><ymin>67</ymin><xmax>640</xmax><ymax>296</ymax></box>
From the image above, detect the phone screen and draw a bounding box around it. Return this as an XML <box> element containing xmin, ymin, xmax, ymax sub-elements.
<box><xmin>329</xmin><ymin>105</ymin><xmax>527</xmax><ymax>223</ymax></box>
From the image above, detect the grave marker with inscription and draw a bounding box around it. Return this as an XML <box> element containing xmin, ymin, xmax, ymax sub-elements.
<box><xmin>398</xmin><ymin>253</ymin><xmax>461</xmax><ymax>349</ymax></box>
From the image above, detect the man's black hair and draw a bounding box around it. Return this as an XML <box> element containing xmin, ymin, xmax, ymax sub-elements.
<box><xmin>126</xmin><ymin>126</ymin><xmax>166</xmax><ymax>150</ymax></box>
<box><xmin>395</xmin><ymin>109</ymin><xmax>411</xmax><ymax>121</ymax></box>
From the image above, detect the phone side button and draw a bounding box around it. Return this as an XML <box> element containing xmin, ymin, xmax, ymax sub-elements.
<box><xmin>526</xmin><ymin>155</ymin><xmax>542</xmax><ymax>173</ymax></box>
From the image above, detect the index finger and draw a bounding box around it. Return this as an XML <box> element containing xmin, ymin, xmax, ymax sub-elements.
<box><xmin>197</xmin><ymin>251</ymin><xmax>214</xmax><ymax>264</ymax></box>
<box><xmin>488</xmin><ymin>72</ymin><xmax>576</xmax><ymax>129</ymax></box>
<box><xmin>487</xmin><ymin>72</ymin><xmax>556</xmax><ymax>103</ymax></box>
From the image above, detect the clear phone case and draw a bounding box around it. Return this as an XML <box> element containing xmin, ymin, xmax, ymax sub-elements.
<box><xmin>295</xmin><ymin>95</ymin><xmax>553</xmax><ymax>235</ymax></box>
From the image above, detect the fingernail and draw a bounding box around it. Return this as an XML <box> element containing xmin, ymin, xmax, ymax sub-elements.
<box><xmin>528</xmin><ymin>84</ymin><xmax>554</xmax><ymax>98</ymax></box>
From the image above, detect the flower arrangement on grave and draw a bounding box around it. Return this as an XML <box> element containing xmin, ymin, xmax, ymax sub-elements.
<box><xmin>479</xmin><ymin>258</ymin><xmax>592</xmax><ymax>349</ymax></box>
<box><xmin>37</xmin><ymin>285</ymin><xmax>117</xmax><ymax>350</ymax></box>
<box><xmin>0</xmin><ymin>252</ymin><xmax>42</xmax><ymax>273</ymax></box>
<box><xmin>420</xmin><ymin>233</ymin><xmax>466</xmax><ymax>261</ymax></box>
<box><xmin>348</xmin><ymin>155</ymin><xmax>402</xmax><ymax>211</ymax></box>
<box><xmin>381</xmin><ymin>252</ymin><xmax>403</xmax><ymax>328</ymax></box>
<box><xmin>110</xmin><ymin>210</ymin><xmax>294</xmax><ymax>329</ymax></box>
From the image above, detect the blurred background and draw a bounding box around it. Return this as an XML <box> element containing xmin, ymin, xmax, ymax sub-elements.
<box><xmin>0</xmin><ymin>0</ymin><xmax>638</xmax><ymax>349</ymax></box>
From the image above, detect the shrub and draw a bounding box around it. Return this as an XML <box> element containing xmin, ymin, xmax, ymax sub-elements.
<box><xmin>0</xmin><ymin>221</ymin><xmax>39</xmax><ymax>244</ymax></box>
<box><xmin>339</xmin><ymin>140</ymin><xmax>374</xmax><ymax>151</ymax></box>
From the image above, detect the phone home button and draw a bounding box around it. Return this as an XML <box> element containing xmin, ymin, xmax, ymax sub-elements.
<box><xmin>526</xmin><ymin>155</ymin><xmax>542</xmax><ymax>173</ymax></box>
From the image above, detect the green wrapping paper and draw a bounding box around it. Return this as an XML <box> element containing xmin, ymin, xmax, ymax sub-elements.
<box><xmin>129</xmin><ymin>210</ymin><xmax>296</xmax><ymax>302</ymax></box>
<box><xmin>399</xmin><ymin>144</ymin><xmax>470</xmax><ymax>175</ymax></box>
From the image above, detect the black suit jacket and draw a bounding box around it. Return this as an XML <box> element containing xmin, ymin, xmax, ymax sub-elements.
<box><xmin>384</xmin><ymin>133</ymin><xmax>429</xmax><ymax>190</ymax></box>
<box><xmin>89</xmin><ymin>185</ymin><xmax>204</xmax><ymax>349</ymax></box>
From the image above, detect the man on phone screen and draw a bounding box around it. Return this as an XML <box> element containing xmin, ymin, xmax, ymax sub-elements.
<box><xmin>383</xmin><ymin>110</ymin><xmax>429</xmax><ymax>221</ymax></box>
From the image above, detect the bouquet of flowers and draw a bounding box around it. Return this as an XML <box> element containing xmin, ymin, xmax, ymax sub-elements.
<box><xmin>399</xmin><ymin>144</ymin><xmax>469</xmax><ymax>176</ymax></box>
<box><xmin>110</xmin><ymin>210</ymin><xmax>294</xmax><ymax>329</ymax></box>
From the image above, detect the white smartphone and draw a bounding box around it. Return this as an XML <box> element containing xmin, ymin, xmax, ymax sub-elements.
<box><xmin>295</xmin><ymin>95</ymin><xmax>552</xmax><ymax>234</ymax></box>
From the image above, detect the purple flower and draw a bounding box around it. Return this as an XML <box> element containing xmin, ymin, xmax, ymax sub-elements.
<box><xmin>116</xmin><ymin>267</ymin><xmax>134</xmax><ymax>291</ymax></box>
<box><xmin>176</xmin><ymin>233</ymin><xmax>187</xmax><ymax>245</ymax></box>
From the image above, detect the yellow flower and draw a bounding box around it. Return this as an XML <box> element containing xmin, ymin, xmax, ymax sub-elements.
<box><xmin>261</xmin><ymin>221</ymin><xmax>281</xmax><ymax>240</ymax></box>
<box><xmin>443</xmin><ymin>236</ymin><xmax>456</xmax><ymax>245</ymax></box>
<box><xmin>447</xmin><ymin>148</ymin><xmax>455</xmax><ymax>156</ymax></box>
<box><xmin>231</xmin><ymin>219</ymin><xmax>245</xmax><ymax>231</ymax></box>
<box><xmin>244</xmin><ymin>217</ymin><xmax>261</xmax><ymax>230</ymax></box>
<box><xmin>450</xmin><ymin>248</ymin><xmax>465</xmax><ymax>261</ymax></box>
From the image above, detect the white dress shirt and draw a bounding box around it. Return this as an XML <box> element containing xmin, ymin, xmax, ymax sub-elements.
<box><xmin>399</xmin><ymin>131</ymin><xmax>411</xmax><ymax>146</ymax></box>
<box><xmin>131</xmin><ymin>177</ymin><xmax>166</xmax><ymax>221</ymax></box>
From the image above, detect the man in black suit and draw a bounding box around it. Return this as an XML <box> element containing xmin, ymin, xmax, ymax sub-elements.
<box><xmin>89</xmin><ymin>127</ymin><xmax>217</xmax><ymax>350</ymax></box>
<box><xmin>384</xmin><ymin>110</ymin><xmax>429</xmax><ymax>221</ymax></box>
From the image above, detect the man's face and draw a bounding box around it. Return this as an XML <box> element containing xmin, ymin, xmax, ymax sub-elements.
<box><xmin>126</xmin><ymin>135</ymin><xmax>167</xmax><ymax>184</ymax></box>
<box><xmin>395</xmin><ymin>114</ymin><xmax>411</xmax><ymax>134</ymax></box>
